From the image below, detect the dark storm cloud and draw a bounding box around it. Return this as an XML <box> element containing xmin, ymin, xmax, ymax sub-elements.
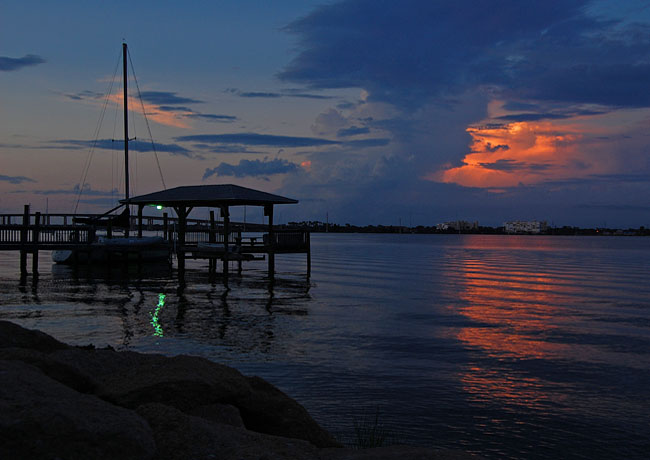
<box><xmin>280</xmin><ymin>0</ymin><xmax>650</xmax><ymax>110</ymax></box>
<box><xmin>176</xmin><ymin>133</ymin><xmax>339</xmax><ymax>148</ymax></box>
<box><xmin>0</xmin><ymin>54</ymin><xmax>45</xmax><ymax>71</ymax></box>
<box><xmin>203</xmin><ymin>158</ymin><xmax>300</xmax><ymax>179</ymax></box>
<box><xmin>0</xmin><ymin>174</ymin><xmax>36</xmax><ymax>184</ymax></box>
<box><xmin>50</xmin><ymin>139</ymin><xmax>192</xmax><ymax>157</ymax></box>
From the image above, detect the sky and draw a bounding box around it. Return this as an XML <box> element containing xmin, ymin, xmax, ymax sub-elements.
<box><xmin>2</xmin><ymin>0</ymin><xmax>650</xmax><ymax>227</ymax></box>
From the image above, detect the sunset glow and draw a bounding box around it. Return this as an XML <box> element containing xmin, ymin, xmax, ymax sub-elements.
<box><xmin>108</xmin><ymin>94</ymin><xmax>190</xmax><ymax>129</ymax></box>
<box><xmin>431</xmin><ymin>119</ymin><xmax>596</xmax><ymax>188</ymax></box>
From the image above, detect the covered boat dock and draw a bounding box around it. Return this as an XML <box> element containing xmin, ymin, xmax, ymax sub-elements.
<box><xmin>122</xmin><ymin>184</ymin><xmax>308</xmax><ymax>279</ymax></box>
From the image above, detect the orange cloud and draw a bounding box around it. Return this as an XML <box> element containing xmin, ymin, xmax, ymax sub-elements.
<box><xmin>420</xmin><ymin>97</ymin><xmax>650</xmax><ymax>190</ymax></box>
<box><xmin>428</xmin><ymin>120</ymin><xmax>597</xmax><ymax>188</ymax></box>
<box><xmin>108</xmin><ymin>93</ymin><xmax>190</xmax><ymax>129</ymax></box>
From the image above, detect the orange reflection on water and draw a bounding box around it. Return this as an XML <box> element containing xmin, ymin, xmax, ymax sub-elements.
<box><xmin>450</xmin><ymin>238</ymin><xmax>579</xmax><ymax>408</ymax></box>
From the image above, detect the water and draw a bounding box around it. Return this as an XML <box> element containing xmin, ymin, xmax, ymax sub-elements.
<box><xmin>1</xmin><ymin>234</ymin><xmax>649</xmax><ymax>459</ymax></box>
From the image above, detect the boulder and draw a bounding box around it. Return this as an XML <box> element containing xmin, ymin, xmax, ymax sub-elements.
<box><xmin>0</xmin><ymin>321</ymin><xmax>481</xmax><ymax>459</ymax></box>
<box><xmin>189</xmin><ymin>403</ymin><xmax>245</xmax><ymax>428</ymax></box>
<box><xmin>322</xmin><ymin>446</ymin><xmax>481</xmax><ymax>460</ymax></box>
<box><xmin>94</xmin><ymin>353</ymin><xmax>340</xmax><ymax>447</ymax></box>
<box><xmin>0</xmin><ymin>347</ymin><xmax>96</xmax><ymax>393</ymax></box>
<box><xmin>0</xmin><ymin>359</ymin><xmax>156</xmax><ymax>460</ymax></box>
<box><xmin>0</xmin><ymin>320</ymin><xmax>68</xmax><ymax>351</ymax></box>
<box><xmin>95</xmin><ymin>354</ymin><xmax>251</xmax><ymax>410</ymax></box>
<box><xmin>137</xmin><ymin>402</ymin><xmax>322</xmax><ymax>460</ymax></box>
<box><xmin>236</xmin><ymin>375</ymin><xmax>341</xmax><ymax>448</ymax></box>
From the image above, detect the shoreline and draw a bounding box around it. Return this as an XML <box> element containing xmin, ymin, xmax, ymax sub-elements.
<box><xmin>0</xmin><ymin>320</ymin><xmax>479</xmax><ymax>459</ymax></box>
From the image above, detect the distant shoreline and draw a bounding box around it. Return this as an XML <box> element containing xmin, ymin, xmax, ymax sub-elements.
<box><xmin>280</xmin><ymin>223</ymin><xmax>650</xmax><ymax>236</ymax></box>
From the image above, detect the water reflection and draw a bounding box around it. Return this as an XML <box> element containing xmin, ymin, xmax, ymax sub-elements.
<box><xmin>2</xmin><ymin>259</ymin><xmax>314</xmax><ymax>358</ymax></box>
<box><xmin>449</xmin><ymin>236</ymin><xmax>650</xmax><ymax>415</ymax></box>
<box><xmin>150</xmin><ymin>293</ymin><xmax>166</xmax><ymax>337</ymax></box>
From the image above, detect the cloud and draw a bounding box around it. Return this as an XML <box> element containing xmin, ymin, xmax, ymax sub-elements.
<box><xmin>226</xmin><ymin>88</ymin><xmax>334</xmax><ymax>100</ymax></box>
<box><xmin>478</xmin><ymin>159</ymin><xmax>551</xmax><ymax>172</ymax></box>
<box><xmin>343</xmin><ymin>138</ymin><xmax>391</xmax><ymax>148</ymax></box>
<box><xmin>203</xmin><ymin>158</ymin><xmax>300</xmax><ymax>179</ymax></box>
<box><xmin>176</xmin><ymin>133</ymin><xmax>339</xmax><ymax>148</ymax></box>
<box><xmin>0</xmin><ymin>54</ymin><xmax>45</xmax><ymax>71</ymax></box>
<box><xmin>270</xmin><ymin>0</ymin><xmax>650</xmax><ymax>227</ymax></box>
<box><xmin>50</xmin><ymin>139</ymin><xmax>192</xmax><ymax>157</ymax></box>
<box><xmin>64</xmin><ymin>90</ymin><xmax>103</xmax><ymax>101</ymax></box>
<box><xmin>138</xmin><ymin>91</ymin><xmax>203</xmax><ymax>105</ymax></box>
<box><xmin>25</xmin><ymin>184</ymin><xmax>118</xmax><ymax>197</ymax></box>
<box><xmin>68</xmin><ymin>89</ymin><xmax>234</xmax><ymax>126</ymax></box>
<box><xmin>0</xmin><ymin>174</ymin><xmax>36</xmax><ymax>184</ymax></box>
<box><xmin>184</xmin><ymin>113</ymin><xmax>237</xmax><ymax>122</ymax></box>
<box><xmin>337</xmin><ymin>126</ymin><xmax>370</xmax><ymax>137</ymax></box>
<box><xmin>485</xmin><ymin>143</ymin><xmax>510</xmax><ymax>153</ymax></box>
<box><xmin>280</xmin><ymin>0</ymin><xmax>650</xmax><ymax>111</ymax></box>
<box><xmin>495</xmin><ymin>113</ymin><xmax>570</xmax><ymax>122</ymax></box>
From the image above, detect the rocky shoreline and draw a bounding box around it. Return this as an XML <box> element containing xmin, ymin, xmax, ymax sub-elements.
<box><xmin>0</xmin><ymin>320</ymin><xmax>479</xmax><ymax>459</ymax></box>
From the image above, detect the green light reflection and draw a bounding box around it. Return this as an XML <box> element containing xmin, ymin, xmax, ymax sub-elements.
<box><xmin>150</xmin><ymin>293</ymin><xmax>166</xmax><ymax>337</ymax></box>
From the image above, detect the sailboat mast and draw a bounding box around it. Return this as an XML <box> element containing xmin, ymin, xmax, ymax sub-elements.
<box><xmin>123</xmin><ymin>42</ymin><xmax>129</xmax><ymax>201</ymax></box>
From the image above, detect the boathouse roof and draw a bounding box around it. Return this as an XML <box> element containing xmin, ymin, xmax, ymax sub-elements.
<box><xmin>121</xmin><ymin>184</ymin><xmax>298</xmax><ymax>207</ymax></box>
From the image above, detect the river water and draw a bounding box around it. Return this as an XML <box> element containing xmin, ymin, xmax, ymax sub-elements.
<box><xmin>1</xmin><ymin>234</ymin><xmax>649</xmax><ymax>458</ymax></box>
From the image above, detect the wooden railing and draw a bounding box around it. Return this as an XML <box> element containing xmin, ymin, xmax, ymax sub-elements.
<box><xmin>0</xmin><ymin>211</ymin><xmax>310</xmax><ymax>252</ymax></box>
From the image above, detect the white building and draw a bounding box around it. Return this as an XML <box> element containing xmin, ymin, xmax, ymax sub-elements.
<box><xmin>504</xmin><ymin>220</ymin><xmax>548</xmax><ymax>234</ymax></box>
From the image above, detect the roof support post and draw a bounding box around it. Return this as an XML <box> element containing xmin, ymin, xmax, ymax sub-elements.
<box><xmin>265</xmin><ymin>204</ymin><xmax>274</xmax><ymax>280</ymax></box>
<box><xmin>221</xmin><ymin>206</ymin><xmax>229</xmax><ymax>277</ymax></box>
<box><xmin>137</xmin><ymin>205</ymin><xmax>144</xmax><ymax>238</ymax></box>
<box><xmin>208</xmin><ymin>210</ymin><xmax>216</xmax><ymax>273</ymax></box>
<box><xmin>175</xmin><ymin>206</ymin><xmax>188</xmax><ymax>274</ymax></box>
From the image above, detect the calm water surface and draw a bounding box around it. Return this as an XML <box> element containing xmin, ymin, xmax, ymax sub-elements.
<box><xmin>1</xmin><ymin>234</ymin><xmax>649</xmax><ymax>459</ymax></box>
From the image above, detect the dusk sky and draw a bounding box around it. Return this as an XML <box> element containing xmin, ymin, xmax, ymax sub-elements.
<box><xmin>2</xmin><ymin>0</ymin><xmax>650</xmax><ymax>227</ymax></box>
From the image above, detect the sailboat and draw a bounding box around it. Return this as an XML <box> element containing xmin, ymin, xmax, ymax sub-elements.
<box><xmin>52</xmin><ymin>43</ymin><xmax>171</xmax><ymax>265</ymax></box>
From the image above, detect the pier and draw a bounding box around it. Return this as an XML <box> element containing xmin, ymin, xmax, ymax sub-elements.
<box><xmin>0</xmin><ymin>185</ymin><xmax>310</xmax><ymax>279</ymax></box>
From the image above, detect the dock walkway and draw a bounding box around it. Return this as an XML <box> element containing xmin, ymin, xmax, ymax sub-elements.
<box><xmin>0</xmin><ymin>205</ymin><xmax>310</xmax><ymax>278</ymax></box>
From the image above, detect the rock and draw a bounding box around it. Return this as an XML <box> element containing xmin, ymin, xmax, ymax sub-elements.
<box><xmin>0</xmin><ymin>321</ymin><xmax>481</xmax><ymax>459</ymax></box>
<box><xmin>322</xmin><ymin>446</ymin><xmax>482</xmax><ymax>459</ymax></box>
<box><xmin>0</xmin><ymin>359</ymin><xmax>156</xmax><ymax>460</ymax></box>
<box><xmin>136</xmin><ymin>402</ymin><xmax>321</xmax><ymax>460</ymax></box>
<box><xmin>0</xmin><ymin>320</ymin><xmax>69</xmax><ymax>352</ymax></box>
<box><xmin>0</xmin><ymin>347</ymin><xmax>96</xmax><ymax>393</ymax></box>
<box><xmin>95</xmin><ymin>353</ymin><xmax>251</xmax><ymax>410</ymax></box>
<box><xmin>237</xmin><ymin>375</ymin><xmax>341</xmax><ymax>448</ymax></box>
<box><xmin>94</xmin><ymin>353</ymin><xmax>340</xmax><ymax>447</ymax></box>
<box><xmin>189</xmin><ymin>403</ymin><xmax>245</xmax><ymax>428</ymax></box>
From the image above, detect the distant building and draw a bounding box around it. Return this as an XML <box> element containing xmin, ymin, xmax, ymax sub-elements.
<box><xmin>504</xmin><ymin>220</ymin><xmax>548</xmax><ymax>234</ymax></box>
<box><xmin>436</xmin><ymin>220</ymin><xmax>479</xmax><ymax>231</ymax></box>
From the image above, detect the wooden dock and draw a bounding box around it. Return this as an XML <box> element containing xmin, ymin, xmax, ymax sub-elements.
<box><xmin>0</xmin><ymin>205</ymin><xmax>310</xmax><ymax>278</ymax></box>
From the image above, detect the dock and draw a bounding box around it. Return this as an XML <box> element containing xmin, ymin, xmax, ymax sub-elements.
<box><xmin>0</xmin><ymin>188</ymin><xmax>310</xmax><ymax>279</ymax></box>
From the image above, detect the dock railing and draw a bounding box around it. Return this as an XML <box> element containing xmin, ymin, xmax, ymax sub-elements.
<box><xmin>0</xmin><ymin>208</ymin><xmax>311</xmax><ymax>276</ymax></box>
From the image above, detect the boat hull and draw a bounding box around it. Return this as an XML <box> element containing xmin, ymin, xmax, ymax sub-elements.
<box><xmin>52</xmin><ymin>236</ymin><xmax>171</xmax><ymax>265</ymax></box>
